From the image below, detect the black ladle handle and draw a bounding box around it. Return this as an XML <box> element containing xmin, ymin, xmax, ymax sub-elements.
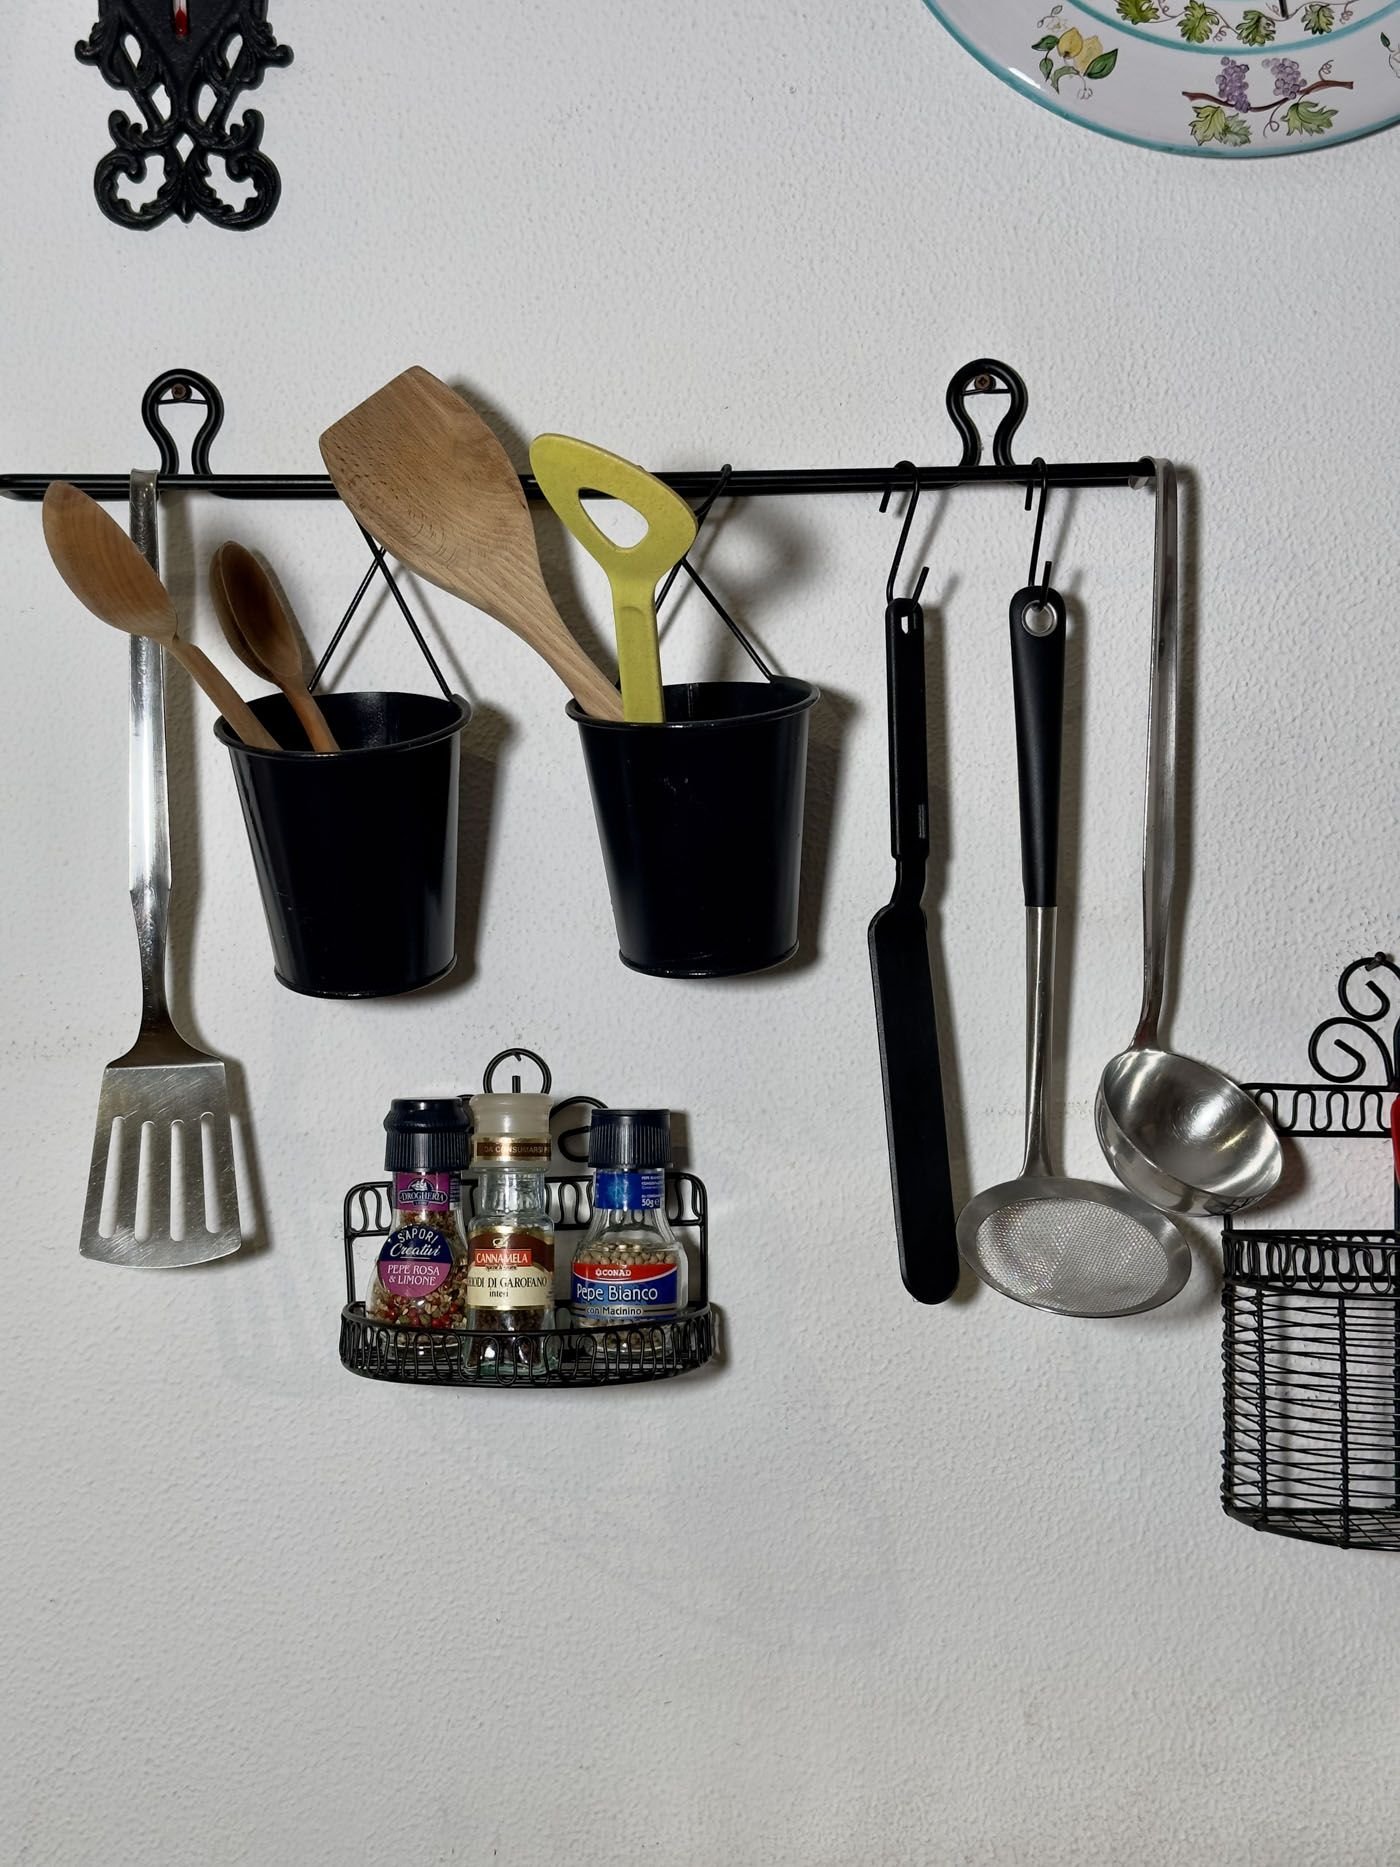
<box><xmin>1009</xmin><ymin>585</ymin><xmax>1067</xmax><ymax>910</ymax></box>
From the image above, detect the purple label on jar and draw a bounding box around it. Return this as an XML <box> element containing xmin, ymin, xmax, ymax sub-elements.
<box><xmin>378</xmin><ymin>1224</ymin><xmax>453</xmax><ymax>1296</ymax></box>
<box><xmin>394</xmin><ymin>1171</ymin><xmax>456</xmax><ymax>1212</ymax></box>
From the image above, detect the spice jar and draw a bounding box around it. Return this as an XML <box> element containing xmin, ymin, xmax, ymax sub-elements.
<box><xmin>366</xmin><ymin>1097</ymin><xmax>473</xmax><ymax>1330</ymax></box>
<box><xmin>571</xmin><ymin>1109</ymin><xmax>687</xmax><ymax>1329</ymax></box>
<box><xmin>465</xmin><ymin>1092</ymin><xmax>556</xmax><ymax>1340</ymax></box>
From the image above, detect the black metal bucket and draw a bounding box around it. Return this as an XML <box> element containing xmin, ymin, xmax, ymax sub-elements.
<box><xmin>570</xmin><ymin>677</ymin><xmax>819</xmax><ymax>977</ymax></box>
<box><xmin>216</xmin><ymin>689</ymin><xmax>470</xmax><ymax>997</ymax></box>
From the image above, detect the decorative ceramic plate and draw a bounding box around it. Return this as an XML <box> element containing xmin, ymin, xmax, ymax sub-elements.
<box><xmin>922</xmin><ymin>2</ymin><xmax>1400</xmax><ymax>155</ymax></box>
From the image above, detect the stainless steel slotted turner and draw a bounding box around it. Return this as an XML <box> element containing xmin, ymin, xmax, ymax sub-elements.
<box><xmin>79</xmin><ymin>469</ymin><xmax>242</xmax><ymax>1267</ymax></box>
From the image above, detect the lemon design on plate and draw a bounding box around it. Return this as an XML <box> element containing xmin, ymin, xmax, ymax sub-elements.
<box><xmin>1032</xmin><ymin>10</ymin><xmax>1121</xmax><ymax>98</ymax></box>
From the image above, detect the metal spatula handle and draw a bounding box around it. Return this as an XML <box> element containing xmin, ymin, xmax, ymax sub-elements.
<box><xmin>1009</xmin><ymin>583</ymin><xmax>1067</xmax><ymax>1180</ymax></box>
<box><xmin>128</xmin><ymin>470</ymin><xmax>172</xmax><ymax>1033</ymax></box>
<box><xmin>1134</xmin><ymin>459</ymin><xmax>1179</xmax><ymax>1050</ymax></box>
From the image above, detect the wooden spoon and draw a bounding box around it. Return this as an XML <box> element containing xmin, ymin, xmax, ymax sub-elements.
<box><xmin>319</xmin><ymin>367</ymin><xmax>624</xmax><ymax>721</ymax></box>
<box><xmin>42</xmin><ymin>482</ymin><xmax>279</xmax><ymax>750</ymax></box>
<box><xmin>211</xmin><ymin>542</ymin><xmax>339</xmax><ymax>752</ymax></box>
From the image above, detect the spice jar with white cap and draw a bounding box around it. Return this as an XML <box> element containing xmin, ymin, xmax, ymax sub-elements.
<box><xmin>464</xmin><ymin>1092</ymin><xmax>556</xmax><ymax>1336</ymax></box>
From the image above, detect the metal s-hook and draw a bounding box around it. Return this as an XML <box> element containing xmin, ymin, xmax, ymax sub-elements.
<box><xmin>1024</xmin><ymin>456</ymin><xmax>1053</xmax><ymax>600</ymax></box>
<box><xmin>880</xmin><ymin>460</ymin><xmax>929</xmax><ymax>606</ymax></box>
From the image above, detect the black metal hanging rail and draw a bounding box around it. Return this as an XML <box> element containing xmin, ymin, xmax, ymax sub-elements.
<box><xmin>0</xmin><ymin>462</ymin><xmax>1155</xmax><ymax>502</ymax></box>
<box><xmin>0</xmin><ymin>358</ymin><xmax>1156</xmax><ymax>503</ymax></box>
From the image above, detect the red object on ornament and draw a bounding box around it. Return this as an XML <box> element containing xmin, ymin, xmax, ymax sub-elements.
<box><xmin>174</xmin><ymin>4</ymin><xmax>189</xmax><ymax>37</ymax></box>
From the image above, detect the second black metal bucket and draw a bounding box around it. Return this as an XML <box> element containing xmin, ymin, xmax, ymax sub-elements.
<box><xmin>570</xmin><ymin>678</ymin><xmax>820</xmax><ymax>978</ymax></box>
<box><xmin>215</xmin><ymin>690</ymin><xmax>471</xmax><ymax>998</ymax></box>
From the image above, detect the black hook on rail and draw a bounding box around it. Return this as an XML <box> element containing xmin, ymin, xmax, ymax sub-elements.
<box><xmin>881</xmin><ymin>459</ymin><xmax>929</xmax><ymax>607</ymax></box>
<box><xmin>1024</xmin><ymin>456</ymin><xmax>1053</xmax><ymax>600</ymax></box>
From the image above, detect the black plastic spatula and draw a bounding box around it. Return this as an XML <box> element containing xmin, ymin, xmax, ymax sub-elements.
<box><xmin>868</xmin><ymin>594</ymin><xmax>959</xmax><ymax>1304</ymax></box>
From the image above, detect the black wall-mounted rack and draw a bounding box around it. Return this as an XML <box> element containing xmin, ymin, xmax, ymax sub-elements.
<box><xmin>341</xmin><ymin>1049</ymin><xmax>716</xmax><ymax>1390</ymax></box>
<box><xmin>0</xmin><ymin>358</ymin><xmax>1157</xmax><ymax>506</ymax></box>
<box><xmin>1223</xmin><ymin>953</ymin><xmax>1400</xmax><ymax>1553</ymax></box>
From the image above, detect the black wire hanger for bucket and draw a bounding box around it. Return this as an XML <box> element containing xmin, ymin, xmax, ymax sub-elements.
<box><xmin>652</xmin><ymin>464</ymin><xmax>777</xmax><ymax>684</ymax></box>
<box><xmin>309</xmin><ymin>524</ymin><xmax>455</xmax><ymax>702</ymax></box>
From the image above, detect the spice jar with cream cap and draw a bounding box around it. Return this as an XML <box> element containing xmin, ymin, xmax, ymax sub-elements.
<box><xmin>464</xmin><ymin>1092</ymin><xmax>556</xmax><ymax>1337</ymax></box>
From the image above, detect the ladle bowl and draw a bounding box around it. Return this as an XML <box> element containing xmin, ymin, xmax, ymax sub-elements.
<box><xmin>1096</xmin><ymin>1047</ymin><xmax>1283</xmax><ymax>1217</ymax></box>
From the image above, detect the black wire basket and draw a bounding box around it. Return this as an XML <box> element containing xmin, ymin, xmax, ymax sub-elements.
<box><xmin>1222</xmin><ymin>955</ymin><xmax>1399</xmax><ymax>1551</ymax></box>
<box><xmin>340</xmin><ymin>1171</ymin><xmax>715</xmax><ymax>1389</ymax></box>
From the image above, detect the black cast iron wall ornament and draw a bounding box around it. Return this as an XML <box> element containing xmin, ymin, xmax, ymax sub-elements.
<box><xmin>76</xmin><ymin>0</ymin><xmax>292</xmax><ymax>231</ymax></box>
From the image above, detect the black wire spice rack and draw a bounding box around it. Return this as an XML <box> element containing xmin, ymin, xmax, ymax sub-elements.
<box><xmin>1222</xmin><ymin>954</ymin><xmax>1400</xmax><ymax>1552</ymax></box>
<box><xmin>340</xmin><ymin>1049</ymin><xmax>716</xmax><ymax>1390</ymax></box>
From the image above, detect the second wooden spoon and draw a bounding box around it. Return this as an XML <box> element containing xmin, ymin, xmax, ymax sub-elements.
<box><xmin>41</xmin><ymin>482</ymin><xmax>279</xmax><ymax>750</ymax></box>
<box><xmin>211</xmin><ymin>543</ymin><xmax>339</xmax><ymax>752</ymax></box>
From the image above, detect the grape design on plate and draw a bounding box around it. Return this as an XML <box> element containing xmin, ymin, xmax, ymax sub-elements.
<box><xmin>1217</xmin><ymin>56</ymin><xmax>1251</xmax><ymax>105</ymax></box>
<box><xmin>926</xmin><ymin>0</ymin><xmax>1400</xmax><ymax>155</ymax></box>
<box><xmin>1184</xmin><ymin>48</ymin><xmax>1355</xmax><ymax>142</ymax></box>
<box><xmin>1267</xmin><ymin>57</ymin><xmax>1307</xmax><ymax>95</ymax></box>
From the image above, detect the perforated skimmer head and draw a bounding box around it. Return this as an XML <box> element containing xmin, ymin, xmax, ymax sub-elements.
<box><xmin>956</xmin><ymin>1174</ymin><xmax>1191</xmax><ymax>1318</ymax></box>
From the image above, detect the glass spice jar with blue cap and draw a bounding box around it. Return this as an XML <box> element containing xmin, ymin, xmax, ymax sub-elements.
<box><xmin>571</xmin><ymin>1109</ymin><xmax>687</xmax><ymax>1327</ymax></box>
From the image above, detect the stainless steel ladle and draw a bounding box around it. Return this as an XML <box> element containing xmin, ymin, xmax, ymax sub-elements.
<box><xmin>1094</xmin><ymin>460</ymin><xmax>1282</xmax><ymax>1217</ymax></box>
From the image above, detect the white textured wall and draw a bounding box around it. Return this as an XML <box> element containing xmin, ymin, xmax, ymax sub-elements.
<box><xmin>3</xmin><ymin>6</ymin><xmax>1398</xmax><ymax>1864</ymax></box>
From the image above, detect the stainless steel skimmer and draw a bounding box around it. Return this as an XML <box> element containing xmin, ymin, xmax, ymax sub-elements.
<box><xmin>957</xmin><ymin>580</ymin><xmax>1191</xmax><ymax>1318</ymax></box>
<box><xmin>79</xmin><ymin>470</ymin><xmax>242</xmax><ymax>1267</ymax></box>
<box><xmin>1094</xmin><ymin>461</ymin><xmax>1282</xmax><ymax>1217</ymax></box>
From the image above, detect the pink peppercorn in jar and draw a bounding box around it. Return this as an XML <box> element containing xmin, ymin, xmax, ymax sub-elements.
<box><xmin>366</xmin><ymin>1097</ymin><xmax>473</xmax><ymax>1331</ymax></box>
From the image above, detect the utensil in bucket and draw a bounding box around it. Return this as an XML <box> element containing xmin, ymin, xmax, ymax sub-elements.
<box><xmin>214</xmin><ymin>557</ymin><xmax>471</xmax><ymax>998</ymax></box>
<box><xmin>567</xmin><ymin>518</ymin><xmax>818</xmax><ymax>977</ymax></box>
<box><xmin>571</xmin><ymin>666</ymin><xmax>819</xmax><ymax>978</ymax></box>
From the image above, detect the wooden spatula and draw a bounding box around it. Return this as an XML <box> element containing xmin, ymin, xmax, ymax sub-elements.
<box><xmin>42</xmin><ymin>482</ymin><xmax>279</xmax><ymax>750</ymax></box>
<box><xmin>319</xmin><ymin>368</ymin><xmax>623</xmax><ymax>721</ymax></box>
<box><xmin>529</xmin><ymin>433</ymin><xmax>697</xmax><ymax>724</ymax></box>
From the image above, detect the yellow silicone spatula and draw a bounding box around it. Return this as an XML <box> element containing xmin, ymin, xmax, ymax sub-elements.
<box><xmin>529</xmin><ymin>434</ymin><xmax>698</xmax><ymax>724</ymax></box>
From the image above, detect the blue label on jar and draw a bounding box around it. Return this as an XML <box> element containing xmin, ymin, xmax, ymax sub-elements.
<box><xmin>594</xmin><ymin>1169</ymin><xmax>664</xmax><ymax>1212</ymax></box>
<box><xmin>571</xmin><ymin>1260</ymin><xmax>679</xmax><ymax>1321</ymax></box>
